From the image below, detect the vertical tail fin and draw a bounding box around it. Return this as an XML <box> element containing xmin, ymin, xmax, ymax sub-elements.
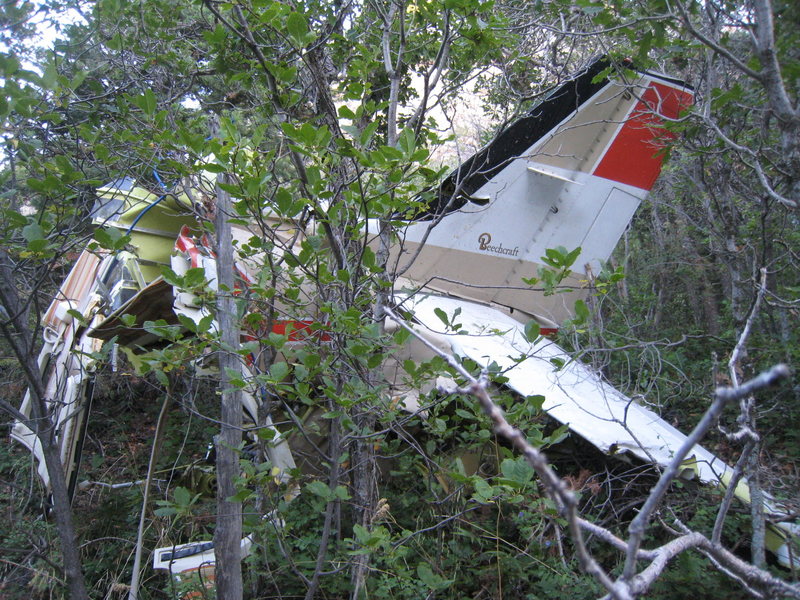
<box><xmin>396</xmin><ymin>58</ymin><xmax>692</xmax><ymax>325</ymax></box>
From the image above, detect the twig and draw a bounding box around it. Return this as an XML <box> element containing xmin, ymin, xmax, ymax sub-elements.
<box><xmin>729</xmin><ymin>268</ymin><xmax>768</xmax><ymax>389</ymax></box>
<box><xmin>622</xmin><ymin>363</ymin><xmax>789</xmax><ymax>581</ymax></box>
<box><xmin>128</xmin><ymin>392</ymin><xmax>173</xmax><ymax>600</ymax></box>
<box><xmin>727</xmin><ymin>267</ymin><xmax>769</xmax><ymax>566</ymax></box>
<box><xmin>711</xmin><ymin>439</ymin><xmax>755</xmax><ymax>544</ymax></box>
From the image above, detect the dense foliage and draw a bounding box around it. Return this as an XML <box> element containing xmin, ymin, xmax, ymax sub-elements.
<box><xmin>0</xmin><ymin>0</ymin><xmax>797</xmax><ymax>599</ymax></box>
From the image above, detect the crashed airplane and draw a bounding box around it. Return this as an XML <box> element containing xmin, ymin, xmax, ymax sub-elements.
<box><xmin>11</xmin><ymin>57</ymin><xmax>799</xmax><ymax>582</ymax></box>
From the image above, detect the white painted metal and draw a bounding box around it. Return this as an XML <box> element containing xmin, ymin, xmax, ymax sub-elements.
<box><xmin>401</xmin><ymin>164</ymin><xmax>646</xmax><ymax>278</ymax></box>
<box><xmin>399</xmin><ymin>291</ymin><xmax>799</xmax><ymax>566</ymax></box>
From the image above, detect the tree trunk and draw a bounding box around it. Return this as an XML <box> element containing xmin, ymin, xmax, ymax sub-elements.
<box><xmin>214</xmin><ymin>174</ymin><xmax>244</xmax><ymax>600</ymax></box>
<box><xmin>0</xmin><ymin>250</ymin><xmax>89</xmax><ymax>599</ymax></box>
<box><xmin>41</xmin><ymin>428</ymin><xmax>90</xmax><ymax>599</ymax></box>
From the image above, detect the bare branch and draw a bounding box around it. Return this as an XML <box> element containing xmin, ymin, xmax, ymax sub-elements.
<box><xmin>673</xmin><ymin>1</ymin><xmax>764</xmax><ymax>82</ymax></box>
<box><xmin>622</xmin><ymin>363</ymin><xmax>790</xmax><ymax>581</ymax></box>
<box><xmin>383</xmin><ymin>306</ymin><xmax>624</xmax><ymax>598</ymax></box>
<box><xmin>383</xmin><ymin>306</ymin><xmax>794</xmax><ymax>599</ymax></box>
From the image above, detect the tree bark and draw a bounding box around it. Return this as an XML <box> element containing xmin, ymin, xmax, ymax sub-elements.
<box><xmin>214</xmin><ymin>174</ymin><xmax>244</xmax><ymax>600</ymax></box>
<box><xmin>0</xmin><ymin>250</ymin><xmax>89</xmax><ymax>599</ymax></box>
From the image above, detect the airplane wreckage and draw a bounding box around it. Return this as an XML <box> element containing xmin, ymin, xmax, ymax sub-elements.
<box><xmin>10</xmin><ymin>57</ymin><xmax>799</xmax><ymax>583</ymax></box>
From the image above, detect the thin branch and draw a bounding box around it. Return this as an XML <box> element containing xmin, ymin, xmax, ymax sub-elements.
<box><xmin>382</xmin><ymin>307</ymin><xmax>625</xmax><ymax>599</ymax></box>
<box><xmin>622</xmin><ymin>363</ymin><xmax>789</xmax><ymax>581</ymax></box>
<box><xmin>673</xmin><ymin>1</ymin><xmax>764</xmax><ymax>82</ymax></box>
<box><xmin>383</xmin><ymin>306</ymin><xmax>793</xmax><ymax>599</ymax></box>
<box><xmin>128</xmin><ymin>392</ymin><xmax>173</xmax><ymax>600</ymax></box>
<box><xmin>711</xmin><ymin>439</ymin><xmax>755</xmax><ymax>544</ymax></box>
<box><xmin>750</xmin><ymin>0</ymin><xmax>797</xmax><ymax>124</ymax></box>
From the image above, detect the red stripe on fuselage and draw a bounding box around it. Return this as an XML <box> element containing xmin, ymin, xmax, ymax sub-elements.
<box><xmin>176</xmin><ymin>226</ymin><xmax>202</xmax><ymax>268</ymax></box>
<box><xmin>243</xmin><ymin>319</ymin><xmax>331</xmax><ymax>342</ymax></box>
<box><xmin>592</xmin><ymin>82</ymin><xmax>692</xmax><ymax>190</ymax></box>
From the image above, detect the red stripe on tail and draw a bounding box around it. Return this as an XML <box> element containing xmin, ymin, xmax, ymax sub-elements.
<box><xmin>593</xmin><ymin>82</ymin><xmax>692</xmax><ymax>190</ymax></box>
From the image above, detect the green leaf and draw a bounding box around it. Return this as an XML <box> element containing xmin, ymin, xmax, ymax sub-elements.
<box><xmin>338</xmin><ymin>105</ymin><xmax>356</xmax><ymax>119</ymax></box>
<box><xmin>67</xmin><ymin>309</ymin><xmax>87</xmax><ymax>325</ymax></box>
<box><xmin>144</xmin><ymin>89</ymin><xmax>156</xmax><ymax>114</ymax></box>
<box><xmin>26</xmin><ymin>238</ymin><xmax>50</xmax><ymax>253</ymax></box>
<box><xmin>527</xmin><ymin>394</ymin><xmax>545</xmax><ymax>411</ymax></box>
<box><xmin>417</xmin><ymin>563</ymin><xmax>453</xmax><ymax>590</ymax></box>
<box><xmin>159</xmin><ymin>267</ymin><xmax>181</xmax><ymax>287</ymax></box>
<box><xmin>93</xmin><ymin>227</ymin><xmax>129</xmax><ymax>250</ymax></box>
<box><xmin>280</xmin><ymin>122</ymin><xmax>298</xmax><ymax>140</ymax></box>
<box><xmin>256</xmin><ymin>427</ymin><xmax>276</xmax><ymax>441</ymax></box>
<box><xmin>523</xmin><ymin>320</ymin><xmax>540</xmax><ymax>343</ymax></box>
<box><xmin>306</xmin><ymin>479</ymin><xmax>332</xmax><ymax>500</ymax></box>
<box><xmin>270</xmin><ymin>361</ymin><xmax>289</xmax><ymax>381</ymax></box>
<box><xmin>201</xmin><ymin>162</ymin><xmax>226</xmax><ymax>173</ymax></box>
<box><xmin>143</xmin><ymin>319</ymin><xmax>183</xmax><ymax>341</ymax></box>
<box><xmin>286</xmin><ymin>12</ymin><xmax>309</xmax><ymax>46</ymax></box>
<box><xmin>411</xmin><ymin>147</ymin><xmax>429</xmax><ymax>162</ymax></box>
<box><xmin>224</xmin><ymin>366</ymin><xmax>242</xmax><ymax>380</ymax></box>
<box><xmin>26</xmin><ymin>178</ymin><xmax>48</xmax><ymax>193</ymax></box>
<box><xmin>154</xmin><ymin>369</ymin><xmax>169</xmax><ymax>386</ymax></box>
<box><xmin>380</xmin><ymin>145</ymin><xmax>403</xmax><ymax>161</ymax></box>
<box><xmin>224</xmin><ymin>366</ymin><xmax>246</xmax><ymax>389</ymax></box>
<box><xmin>173</xmin><ymin>486</ymin><xmax>192</xmax><ymax>506</ymax></box>
<box><xmin>352</xmin><ymin>523</ymin><xmax>389</xmax><ymax>548</ymax></box>
<box><xmin>3</xmin><ymin>209</ymin><xmax>27</xmax><ymax>227</ymax></box>
<box><xmin>177</xmin><ymin>314</ymin><xmax>198</xmax><ymax>333</ymax></box>
<box><xmin>229</xmin><ymin>488</ymin><xmax>253</xmax><ymax>503</ymax></box>
<box><xmin>398</xmin><ymin>127</ymin><xmax>416</xmax><ymax>156</ymax></box>
<box><xmin>40</xmin><ymin>61</ymin><xmax>58</xmax><ymax>89</ymax></box>
<box><xmin>182</xmin><ymin>267</ymin><xmax>208</xmax><ymax>289</ymax></box>
<box><xmin>472</xmin><ymin>478</ymin><xmax>495</xmax><ymax>503</ymax></box>
<box><xmin>197</xmin><ymin>314</ymin><xmax>215</xmax><ymax>333</ymax></box>
<box><xmin>454</xmin><ymin>408</ymin><xmax>473</xmax><ymax>420</ymax></box>
<box><xmin>564</xmin><ymin>246</ymin><xmax>582</xmax><ymax>268</ymax></box>
<box><xmin>153</xmin><ymin>505</ymin><xmax>177</xmax><ymax>517</ymax></box>
<box><xmin>297</xmin><ymin>122</ymin><xmax>317</xmax><ymax>145</ymax></box>
<box><xmin>21</xmin><ymin>223</ymin><xmax>44</xmax><ymax>242</ymax></box>
<box><xmin>393</xmin><ymin>327</ymin><xmax>410</xmax><ymax>345</ymax></box>
<box><xmin>70</xmin><ymin>69</ymin><xmax>88</xmax><ymax>90</ymax></box>
<box><xmin>268</xmin><ymin>330</ymin><xmax>287</xmax><ymax>348</ymax></box>
<box><xmin>544</xmin><ymin>424</ymin><xmax>570</xmax><ymax>447</ymax></box>
<box><xmin>274</xmin><ymin>64</ymin><xmax>298</xmax><ymax>84</ymax></box>
<box><xmin>542</xmin><ymin>247</ymin><xmax>563</xmax><ymax>268</ymax></box>
<box><xmin>360</xmin><ymin>121</ymin><xmax>380</xmax><ymax>147</ymax></box>
<box><xmin>500</xmin><ymin>457</ymin><xmax>533</xmax><ymax>484</ymax></box>
<box><xmin>573</xmin><ymin>299</ymin><xmax>590</xmax><ymax>323</ymax></box>
<box><xmin>130</xmin><ymin>89</ymin><xmax>157</xmax><ymax>115</ymax></box>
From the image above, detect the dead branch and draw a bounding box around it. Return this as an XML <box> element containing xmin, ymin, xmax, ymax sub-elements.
<box><xmin>382</xmin><ymin>305</ymin><xmax>795</xmax><ymax>599</ymax></box>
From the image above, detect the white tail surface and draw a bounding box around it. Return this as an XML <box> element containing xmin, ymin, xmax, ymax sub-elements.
<box><xmin>396</xmin><ymin>58</ymin><xmax>692</xmax><ymax>325</ymax></box>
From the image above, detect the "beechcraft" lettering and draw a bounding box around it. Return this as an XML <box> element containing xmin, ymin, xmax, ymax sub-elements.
<box><xmin>478</xmin><ymin>232</ymin><xmax>520</xmax><ymax>257</ymax></box>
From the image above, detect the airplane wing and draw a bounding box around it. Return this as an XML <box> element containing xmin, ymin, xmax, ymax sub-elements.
<box><xmin>396</xmin><ymin>291</ymin><xmax>799</xmax><ymax>567</ymax></box>
<box><xmin>10</xmin><ymin>250</ymin><xmax>106</xmax><ymax>496</ymax></box>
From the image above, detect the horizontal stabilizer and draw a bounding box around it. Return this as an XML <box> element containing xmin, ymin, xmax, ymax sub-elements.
<box><xmin>399</xmin><ymin>292</ymin><xmax>799</xmax><ymax>567</ymax></box>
